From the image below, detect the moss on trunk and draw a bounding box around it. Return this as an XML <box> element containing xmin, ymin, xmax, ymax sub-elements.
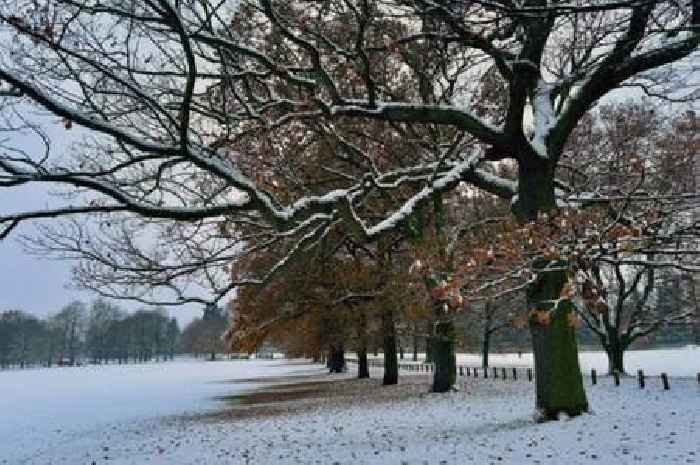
<box><xmin>529</xmin><ymin>266</ymin><xmax>588</xmax><ymax>420</ymax></box>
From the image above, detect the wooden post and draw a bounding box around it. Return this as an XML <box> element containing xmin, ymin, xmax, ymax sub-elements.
<box><xmin>661</xmin><ymin>373</ymin><xmax>670</xmax><ymax>390</ymax></box>
<box><xmin>502</xmin><ymin>367</ymin><xmax>507</xmax><ymax>380</ymax></box>
<box><xmin>512</xmin><ymin>367</ymin><xmax>517</xmax><ymax>380</ymax></box>
<box><xmin>466</xmin><ymin>367</ymin><xmax>471</xmax><ymax>377</ymax></box>
<box><xmin>591</xmin><ymin>369</ymin><xmax>597</xmax><ymax>385</ymax></box>
<box><xmin>638</xmin><ymin>369</ymin><xmax>645</xmax><ymax>389</ymax></box>
<box><xmin>613</xmin><ymin>370</ymin><xmax>620</xmax><ymax>386</ymax></box>
<box><xmin>475</xmin><ymin>367</ymin><xmax>479</xmax><ymax>378</ymax></box>
<box><xmin>459</xmin><ymin>366</ymin><xmax>464</xmax><ymax>376</ymax></box>
<box><xmin>527</xmin><ymin>368</ymin><xmax>532</xmax><ymax>382</ymax></box>
<box><xmin>493</xmin><ymin>367</ymin><xmax>497</xmax><ymax>378</ymax></box>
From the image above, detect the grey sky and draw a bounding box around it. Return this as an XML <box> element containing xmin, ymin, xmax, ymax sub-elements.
<box><xmin>0</xmin><ymin>111</ymin><xmax>202</xmax><ymax>327</ymax></box>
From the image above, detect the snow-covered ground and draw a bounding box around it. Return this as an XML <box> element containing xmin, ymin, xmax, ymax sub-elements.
<box><xmin>0</xmin><ymin>354</ymin><xmax>698</xmax><ymax>465</ymax></box>
<box><xmin>0</xmin><ymin>358</ymin><xmax>326</xmax><ymax>464</ymax></box>
<box><xmin>375</xmin><ymin>346</ymin><xmax>699</xmax><ymax>377</ymax></box>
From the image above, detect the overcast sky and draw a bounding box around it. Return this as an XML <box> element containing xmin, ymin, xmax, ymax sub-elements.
<box><xmin>0</xmin><ymin>111</ymin><xmax>202</xmax><ymax>327</ymax></box>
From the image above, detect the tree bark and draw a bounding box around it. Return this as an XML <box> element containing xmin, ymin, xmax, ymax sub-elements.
<box><xmin>357</xmin><ymin>311</ymin><xmax>370</xmax><ymax>378</ymax></box>
<box><xmin>431</xmin><ymin>319</ymin><xmax>456</xmax><ymax>392</ymax></box>
<box><xmin>516</xmin><ymin>158</ymin><xmax>588</xmax><ymax>420</ymax></box>
<box><xmin>357</xmin><ymin>347</ymin><xmax>369</xmax><ymax>378</ymax></box>
<box><xmin>481</xmin><ymin>329</ymin><xmax>490</xmax><ymax>370</ymax></box>
<box><xmin>328</xmin><ymin>344</ymin><xmax>346</xmax><ymax>373</ymax></box>
<box><xmin>424</xmin><ymin>320</ymin><xmax>434</xmax><ymax>363</ymax></box>
<box><xmin>604</xmin><ymin>342</ymin><xmax>625</xmax><ymax>375</ymax></box>
<box><xmin>412</xmin><ymin>331</ymin><xmax>419</xmax><ymax>362</ymax></box>
<box><xmin>528</xmin><ymin>265</ymin><xmax>588</xmax><ymax>420</ymax></box>
<box><xmin>382</xmin><ymin>308</ymin><xmax>398</xmax><ymax>385</ymax></box>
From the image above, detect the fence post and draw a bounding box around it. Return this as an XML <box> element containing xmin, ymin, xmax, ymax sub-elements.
<box><xmin>459</xmin><ymin>366</ymin><xmax>464</xmax><ymax>376</ymax></box>
<box><xmin>613</xmin><ymin>370</ymin><xmax>620</xmax><ymax>386</ymax></box>
<box><xmin>661</xmin><ymin>373</ymin><xmax>670</xmax><ymax>390</ymax></box>
<box><xmin>466</xmin><ymin>367</ymin><xmax>471</xmax><ymax>377</ymax></box>
<box><xmin>527</xmin><ymin>368</ymin><xmax>532</xmax><ymax>382</ymax></box>
<box><xmin>591</xmin><ymin>369</ymin><xmax>597</xmax><ymax>385</ymax></box>
<box><xmin>512</xmin><ymin>367</ymin><xmax>517</xmax><ymax>380</ymax></box>
<box><xmin>637</xmin><ymin>369</ymin><xmax>645</xmax><ymax>389</ymax></box>
<box><xmin>493</xmin><ymin>367</ymin><xmax>497</xmax><ymax>378</ymax></box>
<box><xmin>502</xmin><ymin>367</ymin><xmax>507</xmax><ymax>380</ymax></box>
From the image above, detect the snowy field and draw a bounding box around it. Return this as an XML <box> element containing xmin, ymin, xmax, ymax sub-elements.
<box><xmin>0</xmin><ymin>352</ymin><xmax>698</xmax><ymax>465</ymax></box>
<box><xmin>0</xmin><ymin>358</ymin><xmax>326</xmax><ymax>464</ymax></box>
<box><xmin>373</xmin><ymin>346</ymin><xmax>700</xmax><ymax>377</ymax></box>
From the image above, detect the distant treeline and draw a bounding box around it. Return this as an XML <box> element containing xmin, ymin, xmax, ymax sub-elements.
<box><xmin>0</xmin><ymin>299</ymin><xmax>180</xmax><ymax>369</ymax></box>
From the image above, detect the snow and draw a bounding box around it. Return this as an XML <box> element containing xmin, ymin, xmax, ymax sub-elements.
<box><xmin>140</xmin><ymin>377</ymin><xmax>699</xmax><ymax>465</ymax></box>
<box><xmin>0</xmin><ymin>358</ymin><xmax>325</xmax><ymax>464</ymax></box>
<box><xmin>364</xmin><ymin>154</ymin><xmax>482</xmax><ymax>238</ymax></box>
<box><xmin>380</xmin><ymin>347</ymin><xmax>699</xmax><ymax>377</ymax></box>
<box><xmin>529</xmin><ymin>80</ymin><xmax>557</xmax><ymax>159</ymax></box>
<box><xmin>1</xmin><ymin>353</ymin><xmax>698</xmax><ymax>464</ymax></box>
<box><xmin>471</xmin><ymin>347</ymin><xmax>699</xmax><ymax>377</ymax></box>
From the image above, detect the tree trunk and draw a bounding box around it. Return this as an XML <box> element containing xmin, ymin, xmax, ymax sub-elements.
<box><xmin>516</xmin><ymin>160</ymin><xmax>588</xmax><ymax>420</ymax></box>
<box><xmin>357</xmin><ymin>311</ymin><xmax>370</xmax><ymax>378</ymax></box>
<box><xmin>424</xmin><ymin>320</ymin><xmax>434</xmax><ymax>363</ymax></box>
<box><xmin>382</xmin><ymin>309</ymin><xmax>398</xmax><ymax>385</ymax></box>
<box><xmin>481</xmin><ymin>329</ymin><xmax>490</xmax><ymax>369</ymax></box>
<box><xmin>605</xmin><ymin>342</ymin><xmax>625</xmax><ymax>375</ymax></box>
<box><xmin>431</xmin><ymin>319</ymin><xmax>456</xmax><ymax>392</ymax></box>
<box><xmin>412</xmin><ymin>332</ymin><xmax>418</xmax><ymax>362</ymax></box>
<box><xmin>688</xmin><ymin>271</ymin><xmax>700</xmax><ymax>345</ymax></box>
<box><xmin>357</xmin><ymin>347</ymin><xmax>369</xmax><ymax>379</ymax></box>
<box><xmin>329</xmin><ymin>344</ymin><xmax>345</xmax><ymax>373</ymax></box>
<box><xmin>528</xmin><ymin>265</ymin><xmax>588</xmax><ymax>420</ymax></box>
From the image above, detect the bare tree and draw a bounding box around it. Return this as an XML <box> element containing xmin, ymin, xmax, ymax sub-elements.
<box><xmin>52</xmin><ymin>301</ymin><xmax>87</xmax><ymax>365</ymax></box>
<box><xmin>1</xmin><ymin>0</ymin><xmax>698</xmax><ymax>419</ymax></box>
